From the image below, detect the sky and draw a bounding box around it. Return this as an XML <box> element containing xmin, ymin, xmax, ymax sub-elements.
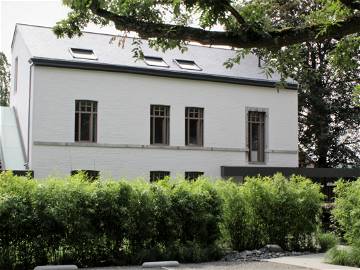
<box><xmin>0</xmin><ymin>0</ymin><xmax>119</xmax><ymax>62</ymax></box>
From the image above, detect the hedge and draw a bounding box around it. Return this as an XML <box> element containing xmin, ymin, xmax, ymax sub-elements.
<box><xmin>217</xmin><ymin>173</ymin><xmax>324</xmax><ymax>251</ymax></box>
<box><xmin>0</xmin><ymin>172</ymin><xmax>323</xmax><ymax>269</ymax></box>
<box><xmin>327</xmin><ymin>178</ymin><xmax>360</xmax><ymax>267</ymax></box>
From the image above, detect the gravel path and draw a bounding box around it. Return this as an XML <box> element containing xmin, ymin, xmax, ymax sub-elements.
<box><xmin>85</xmin><ymin>261</ymin><xmax>314</xmax><ymax>270</ymax></box>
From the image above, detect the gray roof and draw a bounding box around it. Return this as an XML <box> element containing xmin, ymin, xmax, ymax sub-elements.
<box><xmin>15</xmin><ymin>24</ymin><xmax>297</xmax><ymax>89</ymax></box>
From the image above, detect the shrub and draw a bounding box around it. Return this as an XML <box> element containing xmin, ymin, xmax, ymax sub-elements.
<box><xmin>326</xmin><ymin>244</ymin><xmax>360</xmax><ymax>267</ymax></box>
<box><xmin>0</xmin><ymin>173</ymin><xmax>222</xmax><ymax>269</ymax></box>
<box><xmin>332</xmin><ymin>178</ymin><xmax>360</xmax><ymax>244</ymax></box>
<box><xmin>0</xmin><ymin>172</ymin><xmax>324</xmax><ymax>269</ymax></box>
<box><xmin>317</xmin><ymin>232</ymin><xmax>338</xmax><ymax>252</ymax></box>
<box><xmin>327</xmin><ymin>178</ymin><xmax>360</xmax><ymax>267</ymax></box>
<box><xmin>218</xmin><ymin>173</ymin><xmax>324</xmax><ymax>251</ymax></box>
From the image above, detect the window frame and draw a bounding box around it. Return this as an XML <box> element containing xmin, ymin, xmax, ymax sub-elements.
<box><xmin>150</xmin><ymin>105</ymin><xmax>170</xmax><ymax>145</ymax></box>
<box><xmin>144</xmin><ymin>56</ymin><xmax>169</xmax><ymax>68</ymax></box>
<box><xmin>71</xmin><ymin>170</ymin><xmax>100</xmax><ymax>181</ymax></box>
<box><xmin>69</xmin><ymin>48</ymin><xmax>98</xmax><ymax>60</ymax></box>
<box><xmin>174</xmin><ymin>59</ymin><xmax>202</xmax><ymax>71</ymax></box>
<box><xmin>150</xmin><ymin>171</ymin><xmax>170</xmax><ymax>182</ymax></box>
<box><xmin>185</xmin><ymin>171</ymin><xmax>204</xmax><ymax>181</ymax></box>
<box><xmin>185</xmin><ymin>107</ymin><xmax>204</xmax><ymax>147</ymax></box>
<box><xmin>247</xmin><ymin>110</ymin><xmax>266</xmax><ymax>163</ymax></box>
<box><xmin>75</xmin><ymin>100</ymin><xmax>98</xmax><ymax>143</ymax></box>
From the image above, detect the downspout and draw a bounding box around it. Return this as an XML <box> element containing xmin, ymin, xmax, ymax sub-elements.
<box><xmin>26</xmin><ymin>60</ymin><xmax>33</xmax><ymax>170</ymax></box>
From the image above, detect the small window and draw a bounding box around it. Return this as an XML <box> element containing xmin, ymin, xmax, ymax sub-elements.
<box><xmin>70</xmin><ymin>48</ymin><xmax>97</xmax><ymax>60</ymax></box>
<box><xmin>150</xmin><ymin>105</ymin><xmax>170</xmax><ymax>145</ymax></box>
<box><xmin>14</xmin><ymin>57</ymin><xmax>19</xmax><ymax>93</ymax></box>
<box><xmin>185</xmin><ymin>107</ymin><xmax>204</xmax><ymax>146</ymax></box>
<box><xmin>75</xmin><ymin>100</ymin><xmax>97</xmax><ymax>142</ymax></box>
<box><xmin>150</xmin><ymin>171</ymin><xmax>170</xmax><ymax>182</ymax></box>
<box><xmin>71</xmin><ymin>170</ymin><xmax>99</xmax><ymax>181</ymax></box>
<box><xmin>248</xmin><ymin>111</ymin><xmax>265</xmax><ymax>163</ymax></box>
<box><xmin>144</xmin><ymin>56</ymin><xmax>169</xmax><ymax>67</ymax></box>
<box><xmin>174</xmin><ymin>59</ymin><xmax>202</xmax><ymax>71</ymax></box>
<box><xmin>185</xmin><ymin>171</ymin><xmax>204</xmax><ymax>181</ymax></box>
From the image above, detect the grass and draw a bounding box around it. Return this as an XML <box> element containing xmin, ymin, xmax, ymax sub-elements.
<box><xmin>326</xmin><ymin>245</ymin><xmax>360</xmax><ymax>267</ymax></box>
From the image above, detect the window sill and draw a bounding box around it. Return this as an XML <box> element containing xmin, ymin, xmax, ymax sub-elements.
<box><xmin>248</xmin><ymin>161</ymin><xmax>267</xmax><ymax>165</ymax></box>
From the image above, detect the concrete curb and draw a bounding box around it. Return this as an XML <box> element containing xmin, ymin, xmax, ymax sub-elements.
<box><xmin>34</xmin><ymin>265</ymin><xmax>78</xmax><ymax>270</ymax></box>
<box><xmin>142</xmin><ymin>261</ymin><xmax>180</xmax><ymax>268</ymax></box>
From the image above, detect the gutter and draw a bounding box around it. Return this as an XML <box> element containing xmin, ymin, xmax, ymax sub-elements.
<box><xmin>30</xmin><ymin>57</ymin><xmax>299</xmax><ymax>90</ymax></box>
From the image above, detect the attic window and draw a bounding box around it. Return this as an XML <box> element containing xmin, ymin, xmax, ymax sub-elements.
<box><xmin>144</xmin><ymin>56</ymin><xmax>169</xmax><ymax>67</ymax></box>
<box><xmin>174</xmin><ymin>59</ymin><xmax>202</xmax><ymax>71</ymax></box>
<box><xmin>70</xmin><ymin>48</ymin><xmax>97</xmax><ymax>60</ymax></box>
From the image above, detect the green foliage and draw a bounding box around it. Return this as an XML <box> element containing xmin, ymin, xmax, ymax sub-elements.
<box><xmin>327</xmin><ymin>178</ymin><xmax>360</xmax><ymax>267</ymax></box>
<box><xmin>217</xmin><ymin>173</ymin><xmax>324</xmax><ymax>251</ymax></box>
<box><xmin>0</xmin><ymin>172</ymin><xmax>222</xmax><ymax>269</ymax></box>
<box><xmin>317</xmin><ymin>232</ymin><xmax>339</xmax><ymax>252</ymax></box>
<box><xmin>0</xmin><ymin>172</ymin><xmax>324</xmax><ymax>269</ymax></box>
<box><xmin>332</xmin><ymin>178</ymin><xmax>360</xmax><ymax>244</ymax></box>
<box><xmin>258</xmin><ymin>36</ymin><xmax>360</xmax><ymax>168</ymax></box>
<box><xmin>54</xmin><ymin>0</ymin><xmax>360</xmax><ymax>52</ymax></box>
<box><xmin>0</xmin><ymin>52</ymin><xmax>9</xmax><ymax>106</ymax></box>
<box><xmin>327</xmin><ymin>244</ymin><xmax>360</xmax><ymax>267</ymax></box>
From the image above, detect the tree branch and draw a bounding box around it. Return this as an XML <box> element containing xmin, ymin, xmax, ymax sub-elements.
<box><xmin>89</xmin><ymin>0</ymin><xmax>360</xmax><ymax>49</ymax></box>
<box><xmin>222</xmin><ymin>1</ymin><xmax>246</xmax><ymax>25</ymax></box>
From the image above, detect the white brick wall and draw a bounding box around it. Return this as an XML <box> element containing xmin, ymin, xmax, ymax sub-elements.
<box><xmin>27</xmin><ymin>66</ymin><xmax>298</xmax><ymax>179</ymax></box>
<box><xmin>10</xmin><ymin>30</ymin><xmax>33</xmax><ymax>160</ymax></box>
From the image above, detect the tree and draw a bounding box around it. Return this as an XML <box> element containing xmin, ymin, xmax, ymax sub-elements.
<box><xmin>245</xmin><ymin>0</ymin><xmax>360</xmax><ymax>168</ymax></box>
<box><xmin>260</xmin><ymin>39</ymin><xmax>360</xmax><ymax>168</ymax></box>
<box><xmin>0</xmin><ymin>53</ymin><xmax>10</xmax><ymax>107</ymax></box>
<box><xmin>55</xmin><ymin>0</ymin><xmax>360</xmax><ymax>49</ymax></box>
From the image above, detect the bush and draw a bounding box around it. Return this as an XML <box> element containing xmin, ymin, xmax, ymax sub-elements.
<box><xmin>0</xmin><ymin>172</ymin><xmax>222</xmax><ymax>269</ymax></box>
<box><xmin>217</xmin><ymin>173</ymin><xmax>324</xmax><ymax>251</ymax></box>
<box><xmin>317</xmin><ymin>232</ymin><xmax>338</xmax><ymax>252</ymax></box>
<box><xmin>326</xmin><ymin>244</ymin><xmax>360</xmax><ymax>267</ymax></box>
<box><xmin>332</xmin><ymin>178</ymin><xmax>360</xmax><ymax>244</ymax></box>
<box><xmin>0</xmin><ymin>172</ymin><xmax>324</xmax><ymax>269</ymax></box>
<box><xmin>327</xmin><ymin>178</ymin><xmax>360</xmax><ymax>267</ymax></box>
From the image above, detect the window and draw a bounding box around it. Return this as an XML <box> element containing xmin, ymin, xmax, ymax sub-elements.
<box><xmin>75</xmin><ymin>100</ymin><xmax>97</xmax><ymax>142</ymax></box>
<box><xmin>71</xmin><ymin>170</ymin><xmax>99</xmax><ymax>181</ymax></box>
<box><xmin>70</xmin><ymin>48</ymin><xmax>97</xmax><ymax>60</ymax></box>
<box><xmin>150</xmin><ymin>171</ymin><xmax>170</xmax><ymax>182</ymax></box>
<box><xmin>185</xmin><ymin>107</ymin><xmax>204</xmax><ymax>146</ymax></box>
<box><xmin>150</xmin><ymin>105</ymin><xmax>170</xmax><ymax>145</ymax></box>
<box><xmin>14</xmin><ymin>57</ymin><xmax>18</xmax><ymax>93</ymax></box>
<box><xmin>248</xmin><ymin>111</ymin><xmax>265</xmax><ymax>162</ymax></box>
<box><xmin>185</xmin><ymin>171</ymin><xmax>204</xmax><ymax>181</ymax></box>
<box><xmin>174</xmin><ymin>59</ymin><xmax>202</xmax><ymax>71</ymax></box>
<box><xmin>144</xmin><ymin>56</ymin><xmax>169</xmax><ymax>67</ymax></box>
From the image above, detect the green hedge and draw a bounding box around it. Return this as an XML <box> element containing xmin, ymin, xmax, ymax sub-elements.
<box><xmin>218</xmin><ymin>173</ymin><xmax>324</xmax><ymax>251</ymax></box>
<box><xmin>325</xmin><ymin>178</ymin><xmax>360</xmax><ymax>267</ymax></box>
<box><xmin>0</xmin><ymin>172</ymin><xmax>324</xmax><ymax>269</ymax></box>
<box><xmin>332</xmin><ymin>178</ymin><xmax>360</xmax><ymax>244</ymax></box>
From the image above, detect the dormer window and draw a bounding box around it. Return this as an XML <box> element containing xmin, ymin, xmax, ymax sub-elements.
<box><xmin>144</xmin><ymin>56</ymin><xmax>169</xmax><ymax>67</ymax></box>
<box><xmin>69</xmin><ymin>48</ymin><xmax>97</xmax><ymax>60</ymax></box>
<box><xmin>174</xmin><ymin>59</ymin><xmax>202</xmax><ymax>71</ymax></box>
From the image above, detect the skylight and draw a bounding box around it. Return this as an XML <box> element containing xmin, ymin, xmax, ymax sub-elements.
<box><xmin>144</xmin><ymin>56</ymin><xmax>169</xmax><ymax>67</ymax></box>
<box><xmin>69</xmin><ymin>48</ymin><xmax>97</xmax><ymax>60</ymax></box>
<box><xmin>174</xmin><ymin>59</ymin><xmax>202</xmax><ymax>71</ymax></box>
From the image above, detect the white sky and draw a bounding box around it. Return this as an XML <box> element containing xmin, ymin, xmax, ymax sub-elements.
<box><xmin>0</xmin><ymin>0</ymin><xmax>119</xmax><ymax>62</ymax></box>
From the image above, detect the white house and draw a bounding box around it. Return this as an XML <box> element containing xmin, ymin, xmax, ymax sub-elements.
<box><xmin>4</xmin><ymin>23</ymin><xmax>299</xmax><ymax>180</ymax></box>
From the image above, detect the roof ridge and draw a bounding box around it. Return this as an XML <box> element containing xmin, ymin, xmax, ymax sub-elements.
<box><xmin>15</xmin><ymin>23</ymin><xmax>237</xmax><ymax>52</ymax></box>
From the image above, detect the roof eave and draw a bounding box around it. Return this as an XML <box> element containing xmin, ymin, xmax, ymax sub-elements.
<box><xmin>30</xmin><ymin>57</ymin><xmax>299</xmax><ymax>90</ymax></box>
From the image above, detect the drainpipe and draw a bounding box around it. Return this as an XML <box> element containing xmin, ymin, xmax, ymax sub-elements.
<box><xmin>26</xmin><ymin>60</ymin><xmax>33</xmax><ymax>170</ymax></box>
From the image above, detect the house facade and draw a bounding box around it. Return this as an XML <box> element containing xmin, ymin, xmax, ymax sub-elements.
<box><xmin>6</xmin><ymin>24</ymin><xmax>299</xmax><ymax>180</ymax></box>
